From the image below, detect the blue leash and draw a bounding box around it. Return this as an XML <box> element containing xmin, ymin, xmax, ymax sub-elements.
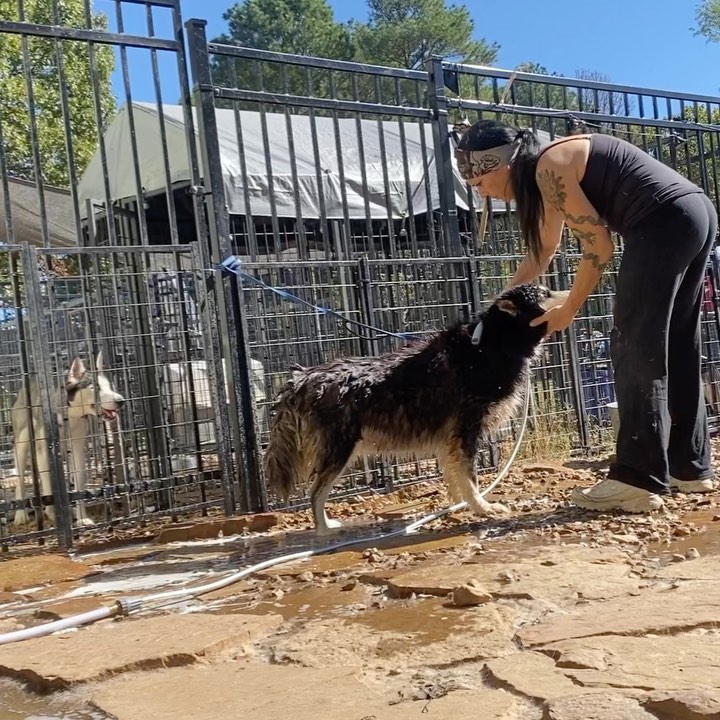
<box><xmin>218</xmin><ymin>255</ymin><xmax>420</xmax><ymax>343</ymax></box>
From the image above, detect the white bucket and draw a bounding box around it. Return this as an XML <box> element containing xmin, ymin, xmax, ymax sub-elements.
<box><xmin>606</xmin><ymin>402</ymin><xmax>620</xmax><ymax>440</ymax></box>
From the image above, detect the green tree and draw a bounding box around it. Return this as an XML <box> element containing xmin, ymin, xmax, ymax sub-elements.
<box><xmin>663</xmin><ymin>105</ymin><xmax>720</xmax><ymax>201</ymax></box>
<box><xmin>352</xmin><ymin>0</ymin><xmax>497</xmax><ymax>70</ymax></box>
<box><xmin>0</xmin><ymin>0</ymin><xmax>115</xmax><ymax>188</ymax></box>
<box><xmin>216</xmin><ymin>0</ymin><xmax>354</xmax><ymax>58</ymax></box>
<box><xmin>211</xmin><ymin>0</ymin><xmax>354</xmax><ymax>100</ymax></box>
<box><xmin>694</xmin><ymin>0</ymin><xmax>720</xmax><ymax>41</ymax></box>
<box><xmin>574</xmin><ymin>68</ymin><xmax>629</xmax><ymax>115</ymax></box>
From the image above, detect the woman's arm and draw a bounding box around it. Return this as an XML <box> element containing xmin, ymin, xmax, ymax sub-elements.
<box><xmin>530</xmin><ymin>153</ymin><xmax>615</xmax><ymax>332</ymax></box>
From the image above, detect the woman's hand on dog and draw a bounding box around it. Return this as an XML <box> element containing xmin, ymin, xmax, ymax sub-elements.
<box><xmin>530</xmin><ymin>304</ymin><xmax>576</xmax><ymax>336</ymax></box>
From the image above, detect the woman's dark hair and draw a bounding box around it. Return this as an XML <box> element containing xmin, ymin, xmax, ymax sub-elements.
<box><xmin>457</xmin><ymin>119</ymin><xmax>544</xmax><ymax>263</ymax></box>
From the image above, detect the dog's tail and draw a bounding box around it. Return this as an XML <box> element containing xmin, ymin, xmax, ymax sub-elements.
<box><xmin>263</xmin><ymin>384</ymin><xmax>306</xmax><ymax>499</ymax></box>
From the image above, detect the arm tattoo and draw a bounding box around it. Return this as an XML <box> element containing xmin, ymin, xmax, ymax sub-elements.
<box><xmin>566</xmin><ymin>213</ymin><xmax>603</xmax><ymax>226</ymax></box>
<box><xmin>536</xmin><ymin>169</ymin><xmax>567</xmax><ymax>212</ymax></box>
<box><xmin>569</xmin><ymin>227</ymin><xmax>597</xmax><ymax>246</ymax></box>
<box><xmin>537</xmin><ymin>166</ymin><xmax>603</xmax><ymax>225</ymax></box>
<box><xmin>582</xmin><ymin>251</ymin><xmax>610</xmax><ymax>273</ymax></box>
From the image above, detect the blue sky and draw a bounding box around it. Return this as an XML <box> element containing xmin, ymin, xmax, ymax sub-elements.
<box><xmin>102</xmin><ymin>0</ymin><xmax>720</xmax><ymax>103</ymax></box>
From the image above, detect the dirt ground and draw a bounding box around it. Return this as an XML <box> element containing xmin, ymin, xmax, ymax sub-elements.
<box><xmin>1</xmin><ymin>449</ymin><xmax>720</xmax><ymax>719</ymax></box>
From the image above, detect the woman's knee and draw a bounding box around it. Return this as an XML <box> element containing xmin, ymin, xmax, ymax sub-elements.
<box><xmin>611</xmin><ymin>328</ymin><xmax>666</xmax><ymax>384</ymax></box>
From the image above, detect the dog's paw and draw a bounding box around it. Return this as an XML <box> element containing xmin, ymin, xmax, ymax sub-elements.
<box><xmin>315</xmin><ymin>518</ymin><xmax>343</xmax><ymax>536</ymax></box>
<box><xmin>75</xmin><ymin>517</ymin><xmax>95</xmax><ymax>528</ymax></box>
<box><xmin>470</xmin><ymin>499</ymin><xmax>510</xmax><ymax>518</ymax></box>
<box><xmin>487</xmin><ymin>501</ymin><xmax>510</xmax><ymax>516</ymax></box>
<box><xmin>44</xmin><ymin>507</ymin><xmax>58</xmax><ymax>527</ymax></box>
<box><xmin>13</xmin><ymin>509</ymin><xmax>31</xmax><ymax>527</ymax></box>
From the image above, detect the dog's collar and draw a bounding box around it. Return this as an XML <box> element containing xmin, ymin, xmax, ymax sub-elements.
<box><xmin>471</xmin><ymin>319</ymin><xmax>483</xmax><ymax>346</ymax></box>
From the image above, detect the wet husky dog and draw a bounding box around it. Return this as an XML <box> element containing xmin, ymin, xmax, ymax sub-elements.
<box><xmin>264</xmin><ymin>284</ymin><xmax>569</xmax><ymax>535</ymax></box>
<box><xmin>11</xmin><ymin>352</ymin><xmax>125</xmax><ymax>527</ymax></box>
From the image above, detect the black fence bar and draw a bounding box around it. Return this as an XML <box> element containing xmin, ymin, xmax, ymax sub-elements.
<box><xmin>447</xmin><ymin>62</ymin><xmax>720</xmax><ymax>106</ymax></box>
<box><xmin>186</xmin><ymin>17</ymin><xmax>266</xmax><ymax>514</ymax></box>
<box><xmin>214</xmin><ymin>87</ymin><xmax>432</xmax><ymax>119</ymax></box>
<box><xmin>208</xmin><ymin>43</ymin><xmax>427</xmax><ymax>81</ymax></box>
<box><xmin>0</xmin><ymin>20</ymin><xmax>179</xmax><ymax>49</ymax></box>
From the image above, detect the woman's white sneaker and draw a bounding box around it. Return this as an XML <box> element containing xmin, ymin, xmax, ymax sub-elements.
<box><xmin>670</xmin><ymin>477</ymin><xmax>715</xmax><ymax>494</ymax></box>
<box><xmin>571</xmin><ymin>478</ymin><xmax>665</xmax><ymax>513</ymax></box>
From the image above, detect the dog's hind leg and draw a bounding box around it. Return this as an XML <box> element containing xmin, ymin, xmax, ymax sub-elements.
<box><xmin>439</xmin><ymin>440</ymin><xmax>509</xmax><ymax>519</ymax></box>
<box><xmin>308</xmin><ymin>443</ymin><xmax>355</xmax><ymax>536</ymax></box>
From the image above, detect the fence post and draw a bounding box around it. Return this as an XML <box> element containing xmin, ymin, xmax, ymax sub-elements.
<box><xmin>356</xmin><ymin>256</ymin><xmax>380</xmax><ymax>358</ymax></box>
<box><xmin>427</xmin><ymin>56</ymin><xmax>462</xmax><ymax>257</ymax></box>
<box><xmin>22</xmin><ymin>244</ymin><xmax>73</xmax><ymax>550</ymax></box>
<box><xmin>555</xmin><ymin>254</ymin><xmax>591</xmax><ymax>450</ymax></box>
<box><xmin>355</xmin><ymin>256</ymin><xmax>390</xmax><ymax>491</ymax></box>
<box><xmin>465</xmin><ymin>256</ymin><xmax>482</xmax><ymax>317</ymax></box>
<box><xmin>192</xmin><ymin>242</ymin><xmax>237</xmax><ymax>515</ymax></box>
<box><xmin>185</xmin><ymin>18</ymin><xmax>267</xmax><ymax>514</ymax></box>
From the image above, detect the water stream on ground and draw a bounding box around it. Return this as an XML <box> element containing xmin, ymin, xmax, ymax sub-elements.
<box><xmin>0</xmin><ymin>680</ymin><xmax>108</xmax><ymax>720</ymax></box>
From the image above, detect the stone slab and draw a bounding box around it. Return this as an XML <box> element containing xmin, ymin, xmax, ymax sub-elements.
<box><xmin>154</xmin><ymin>514</ymin><xmax>279</xmax><ymax>543</ymax></box>
<box><xmin>91</xmin><ymin>663</ymin><xmax>517</xmax><ymax>720</ymax></box>
<box><xmin>517</xmin><ymin>583</ymin><xmax>720</xmax><ymax>647</ymax></box>
<box><xmin>387</xmin><ymin>546</ymin><xmax>637</xmax><ymax>603</ymax></box>
<box><xmin>543</xmin><ymin>693</ymin><xmax>655</xmax><ymax>720</ymax></box>
<box><xmin>544</xmin><ymin>635</ymin><xmax>720</xmax><ymax>692</ymax></box>
<box><xmin>643</xmin><ymin>689</ymin><xmax>720</xmax><ymax>719</ymax></box>
<box><xmin>271</xmin><ymin>598</ymin><xmax>517</xmax><ymax>669</ymax></box>
<box><xmin>656</xmin><ymin>555</ymin><xmax>720</xmax><ymax>581</ymax></box>
<box><xmin>0</xmin><ymin>555</ymin><xmax>94</xmax><ymax>592</ymax></box>
<box><xmin>0</xmin><ymin>612</ymin><xmax>282</xmax><ymax>690</ymax></box>
<box><xmin>484</xmin><ymin>653</ymin><xmax>581</xmax><ymax>702</ymax></box>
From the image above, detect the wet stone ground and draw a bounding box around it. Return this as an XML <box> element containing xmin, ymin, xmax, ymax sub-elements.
<box><xmin>1</xmin><ymin>452</ymin><xmax>720</xmax><ymax>719</ymax></box>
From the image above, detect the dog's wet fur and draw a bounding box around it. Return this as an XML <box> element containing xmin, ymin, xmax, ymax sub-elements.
<box><xmin>263</xmin><ymin>283</ymin><xmax>569</xmax><ymax>535</ymax></box>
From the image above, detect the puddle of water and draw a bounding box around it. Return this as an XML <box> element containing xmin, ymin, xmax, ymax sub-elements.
<box><xmin>60</xmin><ymin>570</ymin><xmax>210</xmax><ymax>598</ymax></box>
<box><xmin>351</xmin><ymin>598</ymin><xmax>475</xmax><ymax>652</ymax></box>
<box><xmin>647</xmin><ymin>508</ymin><xmax>720</xmax><ymax>560</ymax></box>
<box><xmin>0</xmin><ymin>680</ymin><xmax>106</xmax><ymax>720</ymax></box>
<box><xmin>226</xmin><ymin>581</ymin><xmax>370</xmax><ymax>621</ymax></box>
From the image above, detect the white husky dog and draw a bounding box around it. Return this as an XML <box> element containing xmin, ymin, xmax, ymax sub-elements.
<box><xmin>11</xmin><ymin>352</ymin><xmax>125</xmax><ymax>527</ymax></box>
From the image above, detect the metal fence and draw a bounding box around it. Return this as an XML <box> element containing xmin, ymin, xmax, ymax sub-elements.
<box><xmin>0</xmin><ymin>0</ymin><xmax>239</xmax><ymax>550</ymax></box>
<box><xmin>192</xmin><ymin>37</ymin><xmax>720</xmax><ymax>517</ymax></box>
<box><xmin>0</xmin><ymin>243</ymin><xmax>238</xmax><ymax>548</ymax></box>
<box><xmin>1</xmin><ymin>2</ymin><xmax>720</xmax><ymax>550</ymax></box>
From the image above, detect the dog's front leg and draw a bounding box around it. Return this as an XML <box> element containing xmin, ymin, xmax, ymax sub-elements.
<box><xmin>36</xmin><ymin>435</ymin><xmax>56</xmax><ymax>527</ymax></box>
<box><xmin>440</xmin><ymin>447</ymin><xmax>509</xmax><ymax>519</ymax></box>
<box><xmin>69</xmin><ymin>417</ymin><xmax>94</xmax><ymax>527</ymax></box>
<box><xmin>13</xmin><ymin>431</ymin><xmax>31</xmax><ymax>526</ymax></box>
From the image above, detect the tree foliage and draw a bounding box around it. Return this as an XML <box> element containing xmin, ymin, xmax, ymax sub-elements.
<box><xmin>214</xmin><ymin>0</ymin><xmax>496</xmax><ymax>72</ymax></box>
<box><xmin>694</xmin><ymin>0</ymin><xmax>720</xmax><ymax>42</ymax></box>
<box><xmin>351</xmin><ymin>0</ymin><xmax>497</xmax><ymax>70</ymax></box>
<box><xmin>215</xmin><ymin>0</ymin><xmax>354</xmax><ymax>59</ymax></box>
<box><xmin>0</xmin><ymin>0</ymin><xmax>115</xmax><ymax>188</ymax></box>
<box><xmin>211</xmin><ymin>0</ymin><xmax>622</xmax><ymax>143</ymax></box>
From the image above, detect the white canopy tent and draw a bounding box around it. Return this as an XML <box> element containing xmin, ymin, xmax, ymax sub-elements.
<box><xmin>1</xmin><ymin>176</ymin><xmax>78</xmax><ymax>248</ymax></box>
<box><xmin>78</xmin><ymin>102</ymin><xmax>552</xmax><ymax>221</ymax></box>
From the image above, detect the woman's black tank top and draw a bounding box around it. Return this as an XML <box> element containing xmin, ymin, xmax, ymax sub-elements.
<box><xmin>562</xmin><ymin>134</ymin><xmax>703</xmax><ymax>235</ymax></box>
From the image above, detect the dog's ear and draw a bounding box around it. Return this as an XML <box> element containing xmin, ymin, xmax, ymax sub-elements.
<box><xmin>67</xmin><ymin>358</ymin><xmax>86</xmax><ymax>384</ymax></box>
<box><xmin>96</xmin><ymin>350</ymin><xmax>105</xmax><ymax>374</ymax></box>
<box><xmin>496</xmin><ymin>298</ymin><xmax>518</xmax><ymax>316</ymax></box>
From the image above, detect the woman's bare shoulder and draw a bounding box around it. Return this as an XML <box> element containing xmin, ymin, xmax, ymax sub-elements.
<box><xmin>537</xmin><ymin>135</ymin><xmax>592</xmax><ymax>179</ymax></box>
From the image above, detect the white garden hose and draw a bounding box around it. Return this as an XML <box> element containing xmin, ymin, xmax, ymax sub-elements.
<box><xmin>0</xmin><ymin>375</ymin><xmax>532</xmax><ymax>646</ymax></box>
